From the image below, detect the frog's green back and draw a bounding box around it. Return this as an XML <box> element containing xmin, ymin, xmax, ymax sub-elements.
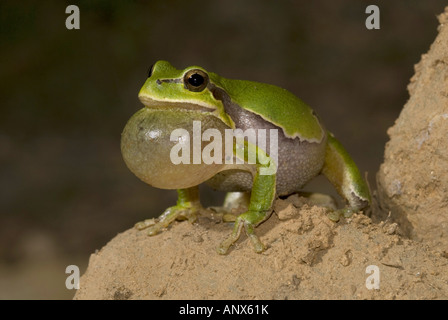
<box><xmin>212</xmin><ymin>75</ymin><xmax>325</xmax><ymax>142</ymax></box>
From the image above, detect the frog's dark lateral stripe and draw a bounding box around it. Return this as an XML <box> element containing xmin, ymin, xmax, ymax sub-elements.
<box><xmin>156</xmin><ymin>78</ymin><xmax>182</xmax><ymax>85</ymax></box>
<box><xmin>209</xmin><ymin>83</ymin><xmax>287</xmax><ymax>139</ymax></box>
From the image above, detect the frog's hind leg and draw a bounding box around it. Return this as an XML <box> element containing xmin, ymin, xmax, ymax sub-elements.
<box><xmin>321</xmin><ymin>132</ymin><xmax>371</xmax><ymax>221</ymax></box>
<box><xmin>135</xmin><ymin>187</ymin><xmax>202</xmax><ymax>235</ymax></box>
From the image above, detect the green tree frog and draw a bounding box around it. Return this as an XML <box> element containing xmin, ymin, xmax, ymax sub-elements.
<box><xmin>121</xmin><ymin>60</ymin><xmax>371</xmax><ymax>254</ymax></box>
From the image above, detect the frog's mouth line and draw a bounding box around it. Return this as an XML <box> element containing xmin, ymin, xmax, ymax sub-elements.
<box><xmin>139</xmin><ymin>95</ymin><xmax>215</xmax><ymax>113</ymax></box>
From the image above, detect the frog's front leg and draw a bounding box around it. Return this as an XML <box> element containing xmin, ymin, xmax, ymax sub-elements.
<box><xmin>321</xmin><ymin>132</ymin><xmax>371</xmax><ymax>221</ymax></box>
<box><xmin>217</xmin><ymin>144</ymin><xmax>276</xmax><ymax>255</ymax></box>
<box><xmin>135</xmin><ymin>187</ymin><xmax>202</xmax><ymax>235</ymax></box>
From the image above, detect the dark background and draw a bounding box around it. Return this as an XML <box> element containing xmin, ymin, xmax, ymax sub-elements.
<box><xmin>0</xmin><ymin>0</ymin><xmax>446</xmax><ymax>299</ymax></box>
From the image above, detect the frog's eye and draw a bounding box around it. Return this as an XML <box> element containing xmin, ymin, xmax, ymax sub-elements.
<box><xmin>184</xmin><ymin>69</ymin><xmax>209</xmax><ymax>92</ymax></box>
<box><xmin>147</xmin><ymin>64</ymin><xmax>154</xmax><ymax>78</ymax></box>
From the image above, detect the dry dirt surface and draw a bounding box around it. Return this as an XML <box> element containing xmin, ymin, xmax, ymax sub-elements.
<box><xmin>74</xmin><ymin>195</ymin><xmax>448</xmax><ymax>300</ymax></box>
<box><xmin>376</xmin><ymin>7</ymin><xmax>448</xmax><ymax>249</ymax></box>
<box><xmin>75</xmin><ymin>7</ymin><xmax>448</xmax><ymax>300</ymax></box>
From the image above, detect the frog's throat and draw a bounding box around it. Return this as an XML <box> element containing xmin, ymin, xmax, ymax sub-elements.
<box><xmin>139</xmin><ymin>95</ymin><xmax>215</xmax><ymax>113</ymax></box>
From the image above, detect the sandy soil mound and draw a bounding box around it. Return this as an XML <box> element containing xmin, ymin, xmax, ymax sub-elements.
<box><xmin>376</xmin><ymin>7</ymin><xmax>448</xmax><ymax>249</ymax></box>
<box><xmin>74</xmin><ymin>195</ymin><xmax>448</xmax><ymax>300</ymax></box>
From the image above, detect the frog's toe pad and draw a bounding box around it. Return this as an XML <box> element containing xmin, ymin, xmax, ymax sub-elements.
<box><xmin>147</xmin><ymin>224</ymin><xmax>164</xmax><ymax>236</ymax></box>
<box><xmin>326</xmin><ymin>211</ymin><xmax>341</xmax><ymax>222</ymax></box>
<box><xmin>248</xmin><ymin>233</ymin><xmax>265</xmax><ymax>253</ymax></box>
<box><xmin>222</xmin><ymin>213</ymin><xmax>237</xmax><ymax>222</ymax></box>
<box><xmin>326</xmin><ymin>207</ymin><xmax>356</xmax><ymax>222</ymax></box>
<box><xmin>135</xmin><ymin>218</ymin><xmax>165</xmax><ymax>236</ymax></box>
<box><xmin>135</xmin><ymin>218</ymin><xmax>157</xmax><ymax>230</ymax></box>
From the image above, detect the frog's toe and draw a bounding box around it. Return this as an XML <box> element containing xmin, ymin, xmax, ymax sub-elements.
<box><xmin>136</xmin><ymin>205</ymin><xmax>200</xmax><ymax>236</ymax></box>
<box><xmin>222</xmin><ymin>213</ymin><xmax>237</xmax><ymax>222</ymax></box>
<box><xmin>217</xmin><ymin>214</ymin><xmax>266</xmax><ymax>255</ymax></box>
<box><xmin>217</xmin><ymin>222</ymin><xmax>243</xmax><ymax>255</ymax></box>
<box><xmin>135</xmin><ymin>217</ymin><xmax>172</xmax><ymax>236</ymax></box>
<box><xmin>146</xmin><ymin>221</ymin><xmax>172</xmax><ymax>236</ymax></box>
<box><xmin>135</xmin><ymin>218</ymin><xmax>156</xmax><ymax>230</ymax></box>
<box><xmin>247</xmin><ymin>232</ymin><xmax>265</xmax><ymax>253</ymax></box>
<box><xmin>327</xmin><ymin>211</ymin><xmax>341</xmax><ymax>222</ymax></box>
<box><xmin>326</xmin><ymin>207</ymin><xmax>356</xmax><ymax>222</ymax></box>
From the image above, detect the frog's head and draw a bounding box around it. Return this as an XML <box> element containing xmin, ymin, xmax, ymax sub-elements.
<box><xmin>138</xmin><ymin>60</ymin><xmax>233</xmax><ymax>127</ymax></box>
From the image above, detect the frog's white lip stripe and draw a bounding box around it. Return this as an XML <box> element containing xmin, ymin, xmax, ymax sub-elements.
<box><xmin>139</xmin><ymin>95</ymin><xmax>215</xmax><ymax>112</ymax></box>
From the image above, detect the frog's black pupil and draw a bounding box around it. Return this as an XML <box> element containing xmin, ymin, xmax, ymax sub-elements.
<box><xmin>188</xmin><ymin>73</ymin><xmax>204</xmax><ymax>87</ymax></box>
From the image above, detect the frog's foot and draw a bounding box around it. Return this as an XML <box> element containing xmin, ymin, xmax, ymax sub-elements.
<box><xmin>209</xmin><ymin>192</ymin><xmax>249</xmax><ymax>215</ymax></box>
<box><xmin>217</xmin><ymin>211</ymin><xmax>267</xmax><ymax>255</ymax></box>
<box><xmin>208</xmin><ymin>209</ymin><xmax>243</xmax><ymax>224</ymax></box>
<box><xmin>207</xmin><ymin>208</ymin><xmax>240</xmax><ymax>223</ymax></box>
<box><xmin>299</xmin><ymin>192</ymin><xmax>337</xmax><ymax>211</ymax></box>
<box><xmin>326</xmin><ymin>207</ymin><xmax>356</xmax><ymax>222</ymax></box>
<box><xmin>222</xmin><ymin>213</ymin><xmax>237</xmax><ymax>222</ymax></box>
<box><xmin>135</xmin><ymin>204</ymin><xmax>200</xmax><ymax>236</ymax></box>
